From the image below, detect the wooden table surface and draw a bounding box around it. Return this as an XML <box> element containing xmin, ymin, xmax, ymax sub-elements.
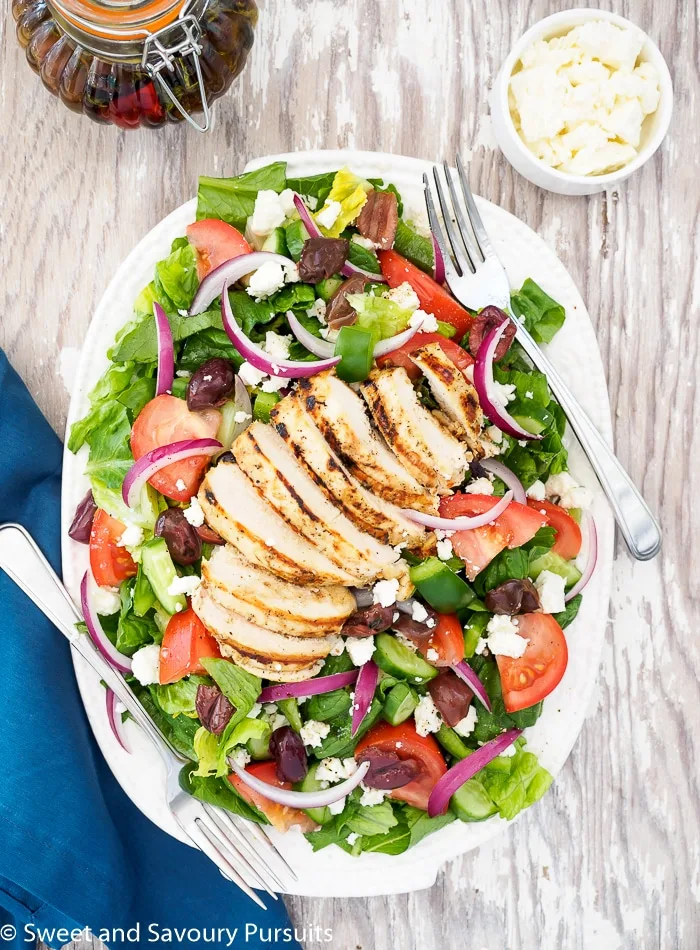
<box><xmin>3</xmin><ymin>1</ymin><xmax>698</xmax><ymax>948</ymax></box>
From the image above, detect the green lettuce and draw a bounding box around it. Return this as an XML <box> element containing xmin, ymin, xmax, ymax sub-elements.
<box><xmin>394</xmin><ymin>218</ymin><xmax>434</xmax><ymax>273</ymax></box>
<box><xmin>180</xmin><ymin>763</ymin><xmax>268</xmax><ymax>824</ymax></box>
<box><xmin>480</xmin><ymin>740</ymin><xmax>553</xmax><ymax>820</ymax></box>
<box><xmin>154</xmin><ymin>242</ymin><xmax>199</xmax><ymax>311</ymax></box>
<box><xmin>314</xmin><ymin>168</ymin><xmax>371</xmax><ymax>237</ymax></box>
<box><xmin>346</xmin><ymin>293</ymin><xmax>411</xmax><ymax>343</ymax></box>
<box><xmin>510</xmin><ymin>278</ymin><xmax>566</xmax><ymax>343</ymax></box>
<box><xmin>151</xmin><ymin>675</ymin><xmax>209</xmax><ymax>718</ymax></box>
<box><xmin>196</xmin><ymin>162</ymin><xmax>287</xmax><ymax>231</ymax></box>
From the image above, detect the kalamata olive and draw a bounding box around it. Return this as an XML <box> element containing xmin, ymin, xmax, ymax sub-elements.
<box><xmin>326</xmin><ymin>274</ymin><xmax>367</xmax><ymax>329</ymax></box>
<box><xmin>216</xmin><ymin>451</ymin><xmax>236</xmax><ymax>465</ymax></box>
<box><xmin>196</xmin><ymin>523</ymin><xmax>225</xmax><ymax>545</ymax></box>
<box><xmin>341</xmin><ymin>623</ymin><xmax>375</xmax><ymax>638</ymax></box>
<box><xmin>391</xmin><ymin>613</ymin><xmax>433</xmax><ymax>645</ymax></box>
<box><xmin>468</xmin><ymin>305</ymin><xmax>516</xmax><ymax>360</ymax></box>
<box><xmin>356</xmin><ymin>189</ymin><xmax>399</xmax><ymax>251</ymax></box>
<box><xmin>297</xmin><ymin>237</ymin><xmax>349</xmax><ymax>283</ymax></box>
<box><xmin>68</xmin><ymin>489</ymin><xmax>97</xmax><ymax>543</ymax></box>
<box><xmin>343</xmin><ymin>603</ymin><xmax>395</xmax><ymax>633</ymax></box>
<box><xmin>187</xmin><ymin>358</ymin><xmax>236</xmax><ymax>411</ymax></box>
<box><xmin>484</xmin><ymin>578</ymin><xmax>540</xmax><ymax>616</ymax></box>
<box><xmin>269</xmin><ymin>725</ymin><xmax>308</xmax><ymax>783</ymax></box>
<box><xmin>356</xmin><ymin>747</ymin><xmax>421</xmax><ymax>789</ymax></box>
<box><xmin>154</xmin><ymin>507</ymin><xmax>202</xmax><ymax>566</ymax></box>
<box><xmin>196</xmin><ymin>684</ymin><xmax>235</xmax><ymax>735</ymax></box>
<box><xmin>428</xmin><ymin>670</ymin><xmax>473</xmax><ymax>726</ymax></box>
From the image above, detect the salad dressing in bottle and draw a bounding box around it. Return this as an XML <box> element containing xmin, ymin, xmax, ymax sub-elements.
<box><xmin>12</xmin><ymin>0</ymin><xmax>257</xmax><ymax>130</ymax></box>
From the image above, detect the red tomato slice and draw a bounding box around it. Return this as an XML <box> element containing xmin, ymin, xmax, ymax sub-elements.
<box><xmin>228</xmin><ymin>762</ymin><xmax>318</xmax><ymax>833</ymax></box>
<box><xmin>186</xmin><ymin>219</ymin><xmax>252</xmax><ymax>281</ymax></box>
<box><xmin>527</xmin><ymin>499</ymin><xmax>582</xmax><ymax>560</ymax></box>
<box><xmin>497</xmin><ymin>613</ymin><xmax>568</xmax><ymax>713</ymax></box>
<box><xmin>354</xmin><ymin>721</ymin><xmax>447</xmax><ymax>811</ymax></box>
<box><xmin>89</xmin><ymin>509</ymin><xmax>138</xmax><ymax>588</ymax></box>
<box><xmin>403</xmin><ymin>612</ymin><xmax>464</xmax><ymax>667</ymax></box>
<box><xmin>130</xmin><ymin>394</ymin><xmax>221</xmax><ymax>502</ymax></box>
<box><xmin>159</xmin><ymin>606</ymin><xmax>221</xmax><ymax>684</ymax></box>
<box><xmin>377</xmin><ymin>331</ymin><xmax>475</xmax><ymax>381</ymax></box>
<box><xmin>378</xmin><ymin>250</ymin><xmax>473</xmax><ymax>339</ymax></box>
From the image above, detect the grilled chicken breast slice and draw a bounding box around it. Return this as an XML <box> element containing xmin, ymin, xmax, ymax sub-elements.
<box><xmin>409</xmin><ymin>342</ymin><xmax>484</xmax><ymax>456</ymax></box>
<box><xmin>361</xmin><ymin>367</ymin><xmax>469</xmax><ymax>492</ymax></box>
<box><xmin>271</xmin><ymin>395</ymin><xmax>433</xmax><ymax>553</ymax></box>
<box><xmin>297</xmin><ymin>372</ymin><xmax>437</xmax><ymax>513</ymax></box>
<box><xmin>198</xmin><ymin>461</ymin><xmax>356</xmax><ymax>587</ymax></box>
<box><xmin>192</xmin><ymin>587</ymin><xmax>336</xmax><ymax>663</ymax></box>
<box><xmin>202</xmin><ymin>545</ymin><xmax>355</xmax><ymax>637</ymax></box>
<box><xmin>233</xmin><ymin>423</ymin><xmax>400</xmax><ymax>584</ymax></box>
<box><xmin>216</xmin><ymin>642</ymin><xmax>324</xmax><ymax>683</ymax></box>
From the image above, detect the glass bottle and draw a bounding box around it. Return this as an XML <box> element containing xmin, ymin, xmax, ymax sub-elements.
<box><xmin>12</xmin><ymin>0</ymin><xmax>257</xmax><ymax>131</ymax></box>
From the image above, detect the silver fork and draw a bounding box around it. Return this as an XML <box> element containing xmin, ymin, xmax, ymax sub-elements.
<box><xmin>424</xmin><ymin>157</ymin><xmax>662</xmax><ymax>561</ymax></box>
<box><xmin>0</xmin><ymin>523</ymin><xmax>296</xmax><ymax>909</ymax></box>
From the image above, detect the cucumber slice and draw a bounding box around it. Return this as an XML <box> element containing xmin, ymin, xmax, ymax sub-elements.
<box><xmin>297</xmin><ymin>762</ymin><xmax>332</xmax><ymax>825</ymax></box>
<box><xmin>436</xmin><ymin>724</ymin><xmax>470</xmax><ymax>761</ymax></box>
<box><xmin>246</xmin><ymin>730</ymin><xmax>272</xmax><ymax>761</ymax></box>
<box><xmin>374</xmin><ymin>633</ymin><xmax>437</xmax><ymax>684</ymax></box>
<box><xmin>463</xmin><ymin>613</ymin><xmax>489</xmax><ymax>658</ymax></box>
<box><xmin>529</xmin><ymin>551</ymin><xmax>582</xmax><ymax>587</ymax></box>
<box><xmin>140</xmin><ymin>538</ymin><xmax>186</xmax><ymax>616</ymax></box>
<box><xmin>451</xmin><ymin>778</ymin><xmax>498</xmax><ymax>822</ymax></box>
<box><xmin>316</xmin><ymin>276</ymin><xmax>343</xmax><ymax>301</ymax></box>
<box><xmin>261</xmin><ymin>227</ymin><xmax>288</xmax><ymax>256</ymax></box>
<box><xmin>277</xmin><ymin>697</ymin><xmax>302</xmax><ymax>733</ymax></box>
<box><xmin>383</xmin><ymin>682</ymin><xmax>417</xmax><ymax>725</ymax></box>
<box><xmin>510</xmin><ymin>403</ymin><xmax>554</xmax><ymax>436</ymax></box>
<box><xmin>284</xmin><ymin>219</ymin><xmax>308</xmax><ymax>261</ymax></box>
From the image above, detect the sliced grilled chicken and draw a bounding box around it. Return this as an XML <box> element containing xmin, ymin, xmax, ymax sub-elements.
<box><xmin>409</xmin><ymin>342</ymin><xmax>484</xmax><ymax>456</ymax></box>
<box><xmin>361</xmin><ymin>367</ymin><xmax>469</xmax><ymax>492</ymax></box>
<box><xmin>202</xmin><ymin>545</ymin><xmax>355</xmax><ymax>637</ymax></box>
<box><xmin>198</xmin><ymin>461</ymin><xmax>357</xmax><ymax>587</ymax></box>
<box><xmin>192</xmin><ymin>587</ymin><xmax>336</xmax><ymax>663</ymax></box>
<box><xmin>216</xmin><ymin>641</ymin><xmax>324</xmax><ymax>683</ymax></box>
<box><xmin>271</xmin><ymin>395</ymin><xmax>434</xmax><ymax>553</ymax></box>
<box><xmin>297</xmin><ymin>371</ymin><xmax>437</xmax><ymax>513</ymax></box>
<box><xmin>233</xmin><ymin>423</ymin><xmax>401</xmax><ymax>585</ymax></box>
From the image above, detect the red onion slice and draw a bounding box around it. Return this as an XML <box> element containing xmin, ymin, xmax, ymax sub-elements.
<box><xmin>259</xmin><ymin>669</ymin><xmax>359</xmax><ymax>703</ymax></box>
<box><xmin>231</xmin><ymin>376</ymin><xmax>253</xmax><ymax>440</ymax></box>
<box><xmin>106</xmin><ymin>688</ymin><xmax>131</xmax><ymax>753</ymax></box>
<box><xmin>351</xmin><ymin>659</ymin><xmax>379</xmax><ymax>736</ymax></box>
<box><xmin>427</xmin><ymin>728</ymin><xmax>522</xmax><ymax>817</ymax></box>
<box><xmin>286</xmin><ymin>310</ymin><xmax>336</xmax><ymax>358</ymax></box>
<box><xmin>432</xmin><ymin>232</ymin><xmax>445</xmax><ymax>284</ymax></box>
<box><xmin>474</xmin><ymin>321</ymin><xmax>542</xmax><ymax>441</ymax></box>
<box><xmin>121</xmin><ymin>438</ymin><xmax>221</xmax><ymax>508</ymax></box>
<box><xmin>372</xmin><ymin>315</ymin><xmax>425</xmax><ymax>357</ymax></box>
<box><xmin>479</xmin><ymin>459</ymin><xmax>526</xmax><ymax>505</ymax></box>
<box><xmin>154</xmin><ymin>302</ymin><xmax>174</xmax><ymax>396</ymax></box>
<box><xmin>229</xmin><ymin>757</ymin><xmax>370</xmax><ymax>809</ymax></box>
<box><xmin>222</xmin><ymin>286</ymin><xmax>340</xmax><ymax>378</ymax></box>
<box><xmin>565</xmin><ymin>511</ymin><xmax>597</xmax><ymax>602</ymax></box>
<box><xmin>80</xmin><ymin>571</ymin><xmax>132</xmax><ymax>674</ymax></box>
<box><xmin>401</xmin><ymin>490</ymin><xmax>513</xmax><ymax>531</ymax></box>
<box><xmin>451</xmin><ymin>660</ymin><xmax>492</xmax><ymax>712</ymax></box>
<box><xmin>341</xmin><ymin>259</ymin><xmax>387</xmax><ymax>283</ymax></box>
<box><xmin>189</xmin><ymin>251</ymin><xmax>293</xmax><ymax>316</ymax></box>
<box><xmin>292</xmin><ymin>193</ymin><xmax>321</xmax><ymax>238</ymax></box>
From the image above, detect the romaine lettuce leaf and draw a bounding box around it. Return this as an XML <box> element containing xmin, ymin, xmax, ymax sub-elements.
<box><xmin>346</xmin><ymin>293</ymin><xmax>411</xmax><ymax>343</ymax></box>
<box><xmin>314</xmin><ymin>168</ymin><xmax>371</xmax><ymax>237</ymax></box>
<box><xmin>196</xmin><ymin>162</ymin><xmax>287</xmax><ymax>230</ymax></box>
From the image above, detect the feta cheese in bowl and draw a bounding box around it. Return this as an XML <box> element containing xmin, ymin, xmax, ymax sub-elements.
<box><xmin>490</xmin><ymin>9</ymin><xmax>673</xmax><ymax>195</ymax></box>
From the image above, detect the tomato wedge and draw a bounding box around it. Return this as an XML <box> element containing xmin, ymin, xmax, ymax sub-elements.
<box><xmin>159</xmin><ymin>606</ymin><xmax>221</xmax><ymax>684</ymax></box>
<box><xmin>377</xmin><ymin>331</ymin><xmax>475</xmax><ymax>380</ymax></box>
<box><xmin>378</xmin><ymin>250</ymin><xmax>473</xmax><ymax>338</ymax></box>
<box><xmin>527</xmin><ymin>499</ymin><xmax>582</xmax><ymax>559</ymax></box>
<box><xmin>130</xmin><ymin>394</ymin><xmax>221</xmax><ymax>502</ymax></box>
<box><xmin>497</xmin><ymin>613</ymin><xmax>568</xmax><ymax>713</ymax></box>
<box><xmin>355</xmin><ymin>721</ymin><xmax>447</xmax><ymax>810</ymax></box>
<box><xmin>401</xmin><ymin>612</ymin><xmax>464</xmax><ymax>667</ymax></box>
<box><xmin>89</xmin><ymin>508</ymin><xmax>138</xmax><ymax>588</ymax></box>
<box><xmin>186</xmin><ymin>219</ymin><xmax>252</xmax><ymax>281</ymax></box>
<box><xmin>228</xmin><ymin>762</ymin><xmax>318</xmax><ymax>832</ymax></box>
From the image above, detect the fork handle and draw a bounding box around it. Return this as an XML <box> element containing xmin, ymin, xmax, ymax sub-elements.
<box><xmin>0</xmin><ymin>523</ymin><xmax>183</xmax><ymax>762</ymax></box>
<box><xmin>513</xmin><ymin>327</ymin><xmax>662</xmax><ymax>561</ymax></box>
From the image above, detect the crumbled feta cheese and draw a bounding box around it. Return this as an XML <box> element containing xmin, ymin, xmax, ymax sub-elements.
<box><xmin>485</xmin><ymin>615</ymin><xmax>529</xmax><ymax>658</ymax></box>
<box><xmin>167</xmin><ymin>574</ymin><xmax>202</xmax><ymax>597</ymax></box>
<box><xmin>453</xmin><ymin>705</ymin><xmax>478</xmax><ymax>738</ymax></box>
<box><xmin>247</xmin><ymin>261</ymin><xmax>287</xmax><ymax>300</ymax></box>
<box><xmin>299</xmin><ymin>719</ymin><xmax>331</xmax><ymax>748</ymax></box>
<box><xmin>131</xmin><ymin>644</ymin><xmax>161</xmax><ymax>686</ymax></box>
<box><xmin>278</xmin><ymin>188</ymin><xmax>298</xmax><ymax>218</ymax></box>
<box><xmin>329</xmin><ymin>638</ymin><xmax>345</xmax><ymax>656</ymax></box>
<box><xmin>425</xmin><ymin>648</ymin><xmax>439</xmax><ymax>662</ymax></box>
<box><xmin>315</xmin><ymin>757</ymin><xmax>357</xmax><ymax>784</ymax></box>
<box><xmin>316</xmin><ymin>200</ymin><xmax>342</xmax><ymax>230</ymax></box>
<box><xmin>319</xmin><ymin>326</ymin><xmax>339</xmax><ymax>343</ymax></box>
<box><xmin>307</xmin><ymin>297</ymin><xmax>327</xmax><ymax>324</ymax></box>
<box><xmin>385</xmin><ymin>281</ymin><xmax>420</xmax><ymax>312</ymax></box>
<box><xmin>352</xmin><ymin>234</ymin><xmax>380</xmax><ymax>250</ymax></box>
<box><xmin>345</xmin><ymin>636</ymin><xmax>376</xmax><ymax>667</ymax></box>
<box><xmin>270</xmin><ymin>713</ymin><xmax>289</xmax><ymax>731</ymax></box>
<box><xmin>250</xmin><ymin>190</ymin><xmax>286</xmax><ymax>236</ymax></box>
<box><xmin>238</xmin><ymin>361</ymin><xmax>268</xmax><ymax>388</ymax></box>
<box><xmin>525</xmin><ymin>390</ymin><xmax>534</xmax><ymax>400</ymax></box>
<box><xmin>545</xmin><ymin>471</ymin><xmax>577</xmax><ymax>498</ymax></box>
<box><xmin>282</xmin><ymin>261</ymin><xmax>300</xmax><ymax>283</ymax></box>
<box><xmin>535</xmin><ymin>569</ymin><xmax>567</xmax><ymax>614</ymax></box>
<box><xmin>346</xmin><ymin>832</ymin><xmax>360</xmax><ymax>846</ymax></box>
<box><xmin>561</xmin><ymin>486</ymin><xmax>592</xmax><ymax>509</ymax></box>
<box><xmin>411</xmin><ymin>601</ymin><xmax>429</xmax><ymax>623</ymax></box>
<box><xmin>436</xmin><ymin>537</ymin><xmax>454</xmax><ymax>560</ymax></box>
<box><xmin>360</xmin><ymin>785</ymin><xmax>388</xmax><ymax>806</ymax></box>
<box><xmin>465</xmin><ymin>477</ymin><xmax>494</xmax><ymax>495</ymax></box>
<box><xmin>372</xmin><ymin>578</ymin><xmax>400</xmax><ymax>608</ymax></box>
<box><xmin>492</xmin><ymin>380</ymin><xmax>517</xmax><ymax>405</ymax></box>
<box><xmin>92</xmin><ymin>585</ymin><xmax>121</xmax><ymax>616</ymax></box>
<box><xmin>545</xmin><ymin>472</ymin><xmax>592</xmax><ymax>509</ymax></box>
<box><xmin>263</xmin><ymin>330</ymin><xmax>292</xmax><ymax>361</ymax></box>
<box><xmin>474</xmin><ymin>637</ymin><xmax>488</xmax><ymax>655</ymax></box>
<box><xmin>183</xmin><ymin>496</ymin><xmax>205</xmax><ymax>527</ymax></box>
<box><xmin>234</xmin><ymin>410</ymin><xmax>252</xmax><ymax>425</ymax></box>
<box><xmin>263</xmin><ymin>704</ymin><xmax>277</xmax><ymax>716</ymax></box>
<box><xmin>246</xmin><ymin>703</ymin><xmax>262</xmax><ymax>719</ymax></box>
<box><xmin>175</xmin><ymin>370</ymin><xmax>191</xmax><ymax>379</ymax></box>
<box><xmin>485</xmin><ymin>425</ymin><xmax>503</xmax><ymax>444</ymax></box>
<box><xmin>526</xmin><ymin>479</ymin><xmax>546</xmax><ymax>501</ymax></box>
<box><xmin>175</xmin><ymin>478</ymin><xmax>187</xmax><ymax>492</ymax></box>
<box><xmin>260</xmin><ymin>375</ymin><xmax>288</xmax><ymax>394</ymax></box>
<box><xmin>414</xmin><ymin>694</ymin><xmax>442</xmax><ymax>737</ymax></box>
<box><xmin>230</xmin><ymin>747</ymin><xmax>251</xmax><ymax>769</ymax></box>
<box><xmin>328</xmin><ymin>796</ymin><xmax>347</xmax><ymax>816</ymax></box>
<box><xmin>395</xmin><ymin>631</ymin><xmax>418</xmax><ymax>653</ymax></box>
<box><xmin>410</xmin><ymin>308</ymin><xmax>439</xmax><ymax>332</ymax></box>
<box><xmin>117</xmin><ymin>523</ymin><xmax>143</xmax><ymax>550</ymax></box>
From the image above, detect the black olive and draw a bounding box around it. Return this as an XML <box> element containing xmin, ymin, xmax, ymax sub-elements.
<box><xmin>154</xmin><ymin>507</ymin><xmax>202</xmax><ymax>566</ymax></box>
<box><xmin>297</xmin><ymin>238</ymin><xmax>349</xmax><ymax>283</ymax></box>
<box><xmin>269</xmin><ymin>726</ymin><xmax>308</xmax><ymax>783</ymax></box>
<box><xmin>196</xmin><ymin>684</ymin><xmax>235</xmax><ymax>735</ymax></box>
<box><xmin>68</xmin><ymin>490</ymin><xmax>97</xmax><ymax>543</ymax></box>
<box><xmin>484</xmin><ymin>578</ymin><xmax>540</xmax><ymax>615</ymax></box>
<box><xmin>187</xmin><ymin>358</ymin><xmax>237</xmax><ymax>411</ymax></box>
<box><xmin>428</xmin><ymin>670</ymin><xmax>473</xmax><ymax>726</ymax></box>
<box><xmin>343</xmin><ymin>603</ymin><xmax>395</xmax><ymax>634</ymax></box>
<box><xmin>356</xmin><ymin>747</ymin><xmax>421</xmax><ymax>789</ymax></box>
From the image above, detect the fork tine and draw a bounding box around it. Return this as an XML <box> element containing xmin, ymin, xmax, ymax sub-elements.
<box><xmin>442</xmin><ymin>161</ymin><xmax>481</xmax><ymax>271</ymax></box>
<box><xmin>431</xmin><ymin>167</ymin><xmax>473</xmax><ymax>276</ymax></box>
<box><xmin>196</xmin><ymin>811</ymin><xmax>277</xmax><ymax>900</ymax></box>
<box><xmin>421</xmin><ymin>172</ymin><xmax>459</xmax><ymax>284</ymax></box>
<box><xmin>456</xmin><ymin>154</ymin><xmax>490</xmax><ymax>260</ymax></box>
<box><xmin>202</xmin><ymin>805</ymin><xmax>284</xmax><ymax>895</ymax></box>
<box><xmin>191</xmin><ymin>817</ymin><xmax>267</xmax><ymax>910</ymax></box>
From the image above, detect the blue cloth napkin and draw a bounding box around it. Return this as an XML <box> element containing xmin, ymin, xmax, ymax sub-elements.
<box><xmin>0</xmin><ymin>352</ymin><xmax>300</xmax><ymax>950</ymax></box>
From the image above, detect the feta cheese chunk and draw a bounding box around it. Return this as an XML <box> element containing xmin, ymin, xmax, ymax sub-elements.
<box><xmin>183</xmin><ymin>496</ymin><xmax>205</xmax><ymax>527</ymax></box>
<box><xmin>372</xmin><ymin>578</ymin><xmax>400</xmax><ymax>608</ymax></box>
<box><xmin>316</xmin><ymin>200</ymin><xmax>342</xmax><ymax>230</ymax></box>
<box><xmin>327</xmin><ymin>796</ymin><xmax>347</xmax><ymax>816</ymax></box>
<box><xmin>238</xmin><ymin>361</ymin><xmax>268</xmax><ymax>388</ymax></box>
<box><xmin>247</xmin><ymin>261</ymin><xmax>286</xmax><ymax>300</ymax></box>
<box><xmin>229</xmin><ymin>747</ymin><xmax>251</xmax><ymax>769</ymax></box>
<box><xmin>92</xmin><ymin>585</ymin><xmax>121</xmax><ymax>616</ymax></box>
<box><xmin>131</xmin><ymin>644</ymin><xmax>161</xmax><ymax>686</ymax></box>
<box><xmin>117</xmin><ymin>523</ymin><xmax>143</xmax><ymax>550</ymax></box>
<box><xmin>360</xmin><ymin>785</ymin><xmax>388</xmax><ymax>806</ymax></box>
<box><xmin>465</xmin><ymin>477</ymin><xmax>494</xmax><ymax>496</ymax></box>
<box><xmin>436</xmin><ymin>537</ymin><xmax>454</xmax><ymax>561</ymax></box>
<box><xmin>299</xmin><ymin>719</ymin><xmax>331</xmax><ymax>749</ymax></box>
<box><xmin>485</xmin><ymin>614</ymin><xmax>529</xmax><ymax>658</ymax></box>
<box><xmin>546</xmin><ymin>472</ymin><xmax>592</xmax><ymax>509</ymax></box>
<box><xmin>453</xmin><ymin>705</ymin><xmax>478</xmax><ymax>738</ymax></box>
<box><xmin>411</xmin><ymin>601</ymin><xmax>429</xmax><ymax>623</ymax></box>
<box><xmin>263</xmin><ymin>331</ymin><xmax>292</xmax><ymax>361</ymax></box>
<box><xmin>167</xmin><ymin>574</ymin><xmax>201</xmax><ymax>598</ymax></box>
<box><xmin>535</xmin><ymin>569</ymin><xmax>567</xmax><ymax>614</ymax></box>
<box><xmin>315</xmin><ymin>757</ymin><xmax>358</xmax><ymax>784</ymax></box>
<box><xmin>526</xmin><ymin>479</ymin><xmax>546</xmax><ymax>501</ymax></box>
<box><xmin>250</xmin><ymin>190</ymin><xmax>286</xmax><ymax>236</ymax></box>
<box><xmin>414</xmin><ymin>694</ymin><xmax>442</xmax><ymax>737</ymax></box>
<box><xmin>346</xmin><ymin>832</ymin><xmax>360</xmax><ymax>846</ymax></box>
<box><xmin>386</xmin><ymin>281</ymin><xmax>420</xmax><ymax>312</ymax></box>
<box><xmin>352</xmin><ymin>234</ymin><xmax>380</xmax><ymax>250</ymax></box>
<box><xmin>410</xmin><ymin>309</ymin><xmax>439</xmax><ymax>332</ymax></box>
<box><xmin>345</xmin><ymin>636</ymin><xmax>376</xmax><ymax>667</ymax></box>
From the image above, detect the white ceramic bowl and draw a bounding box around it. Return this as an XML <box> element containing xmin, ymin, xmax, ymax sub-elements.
<box><xmin>489</xmin><ymin>8</ymin><xmax>673</xmax><ymax>195</ymax></box>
